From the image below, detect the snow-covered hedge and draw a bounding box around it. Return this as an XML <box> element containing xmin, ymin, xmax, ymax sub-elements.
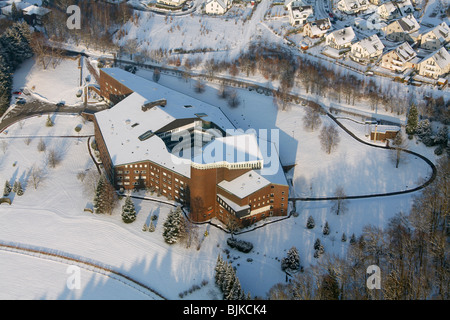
<box><xmin>226</xmin><ymin>237</ymin><xmax>253</xmax><ymax>253</ymax></box>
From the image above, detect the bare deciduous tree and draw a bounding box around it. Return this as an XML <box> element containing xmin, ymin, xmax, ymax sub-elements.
<box><xmin>30</xmin><ymin>165</ymin><xmax>44</xmax><ymax>189</ymax></box>
<box><xmin>303</xmin><ymin>108</ymin><xmax>322</xmax><ymax>132</ymax></box>
<box><xmin>319</xmin><ymin>124</ymin><xmax>340</xmax><ymax>154</ymax></box>
<box><xmin>227</xmin><ymin>89</ymin><xmax>240</xmax><ymax>108</ymax></box>
<box><xmin>331</xmin><ymin>186</ymin><xmax>348</xmax><ymax>215</ymax></box>
<box><xmin>47</xmin><ymin>148</ymin><xmax>62</xmax><ymax>168</ymax></box>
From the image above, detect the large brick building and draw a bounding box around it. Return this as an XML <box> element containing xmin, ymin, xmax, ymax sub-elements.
<box><xmin>94</xmin><ymin>68</ymin><xmax>289</xmax><ymax>227</ymax></box>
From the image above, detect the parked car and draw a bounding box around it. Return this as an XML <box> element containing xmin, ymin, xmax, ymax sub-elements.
<box><xmin>16</xmin><ymin>98</ymin><xmax>26</xmax><ymax>104</ymax></box>
<box><xmin>56</xmin><ymin>102</ymin><xmax>65</xmax><ymax>107</ymax></box>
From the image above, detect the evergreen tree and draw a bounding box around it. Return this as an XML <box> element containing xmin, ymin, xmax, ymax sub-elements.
<box><xmin>306</xmin><ymin>215</ymin><xmax>315</xmax><ymax>229</ymax></box>
<box><xmin>406</xmin><ymin>104</ymin><xmax>418</xmax><ymax>135</ymax></box>
<box><xmin>162</xmin><ymin>207</ymin><xmax>185</xmax><ymax>244</ymax></box>
<box><xmin>214</xmin><ymin>255</ymin><xmax>247</xmax><ymax>300</ymax></box>
<box><xmin>281</xmin><ymin>246</ymin><xmax>300</xmax><ymax>272</ymax></box>
<box><xmin>148</xmin><ymin>220</ymin><xmax>155</xmax><ymax>232</ymax></box>
<box><xmin>350</xmin><ymin>233</ymin><xmax>356</xmax><ymax>244</ymax></box>
<box><xmin>323</xmin><ymin>221</ymin><xmax>330</xmax><ymax>236</ymax></box>
<box><xmin>3</xmin><ymin>180</ymin><xmax>12</xmax><ymax>196</ymax></box>
<box><xmin>223</xmin><ymin>263</ymin><xmax>236</xmax><ymax>298</ymax></box>
<box><xmin>226</xmin><ymin>276</ymin><xmax>244</xmax><ymax>300</ymax></box>
<box><xmin>434</xmin><ymin>126</ymin><xmax>448</xmax><ymax>147</ymax></box>
<box><xmin>341</xmin><ymin>232</ymin><xmax>347</xmax><ymax>242</ymax></box>
<box><xmin>11</xmin><ymin>2</ymin><xmax>20</xmax><ymax>21</ymax></box>
<box><xmin>93</xmin><ymin>175</ymin><xmax>105</xmax><ymax>213</ymax></box>
<box><xmin>215</xmin><ymin>255</ymin><xmax>226</xmax><ymax>287</ymax></box>
<box><xmin>16</xmin><ymin>181</ymin><xmax>24</xmax><ymax>196</ymax></box>
<box><xmin>122</xmin><ymin>195</ymin><xmax>136</xmax><ymax>223</ymax></box>
<box><xmin>92</xmin><ymin>174</ymin><xmax>117</xmax><ymax>214</ymax></box>
<box><xmin>314</xmin><ymin>238</ymin><xmax>324</xmax><ymax>258</ymax></box>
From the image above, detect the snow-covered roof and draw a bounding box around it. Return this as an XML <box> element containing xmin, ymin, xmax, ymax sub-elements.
<box><xmin>22</xmin><ymin>4</ymin><xmax>50</xmax><ymax>15</ymax></box>
<box><xmin>389</xmin><ymin>41</ymin><xmax>416</xmax><ymax>62</ymax></box>
<box><xmin>96</xmin><ymin>68</ymin><xmax>240</xmax><ymax>177</ymax></box>
<box><xmin>305</xmin><ymin>18</ymin><xmax>332</xmax><ymax>36</ymax></box>
<box><xmin>396</xmin><ymin>14</ymin><xmax>420</xmax><ymax>33</ymax></box>
<box><xmin>192</xmin><ymin>134</ymin><xmax>263</xmax><ymax>166</ymax></box>
<box><xmin>370</xmin><ymin>124</ymin><xmax>400</xmax><ymax>134</ymax></box>
<box><xmin>353</xmin><ymin>34</ymin><xmax>385</xmax><ymax>54</ymax></box>
<box><xmin>378</xmin><ymin>1</ymin><xmax>398</xmax><ymax>16</ymax></box>
<box><xmin>206</xmin><ymin>0</ymin><xmax>229</xmax><ymax>9</ymax></box>
<box><xmin>1</xmin><ymin>1</ymin><xmax>32</xmax><ymax>14</ymax></box>
<box><xmin>218</xmin><ymin>170</ymin><xmax>271</xmax><ymax>199</ymax></box>
<box><xmin>327</xmin><ymin>27</ymin><xmax>356</xmax><ymax>46</ymax></box>
<box><xmin>423</xmin><ymin>22</ymin><xmax>450</xmax><ymax>43</ymax></box>
<box><xmin>420</xmin><ymin>47</ymin><xmax>450</xmax><ymax>70</ymax></box>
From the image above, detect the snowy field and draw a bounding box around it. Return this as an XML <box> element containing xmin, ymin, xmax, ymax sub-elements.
<box><xmin>11</xmin><ymin>57</ymin><xmax>88</xmax><ymax>106</ymax></box>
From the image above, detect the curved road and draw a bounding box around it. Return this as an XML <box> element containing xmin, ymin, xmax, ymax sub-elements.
<box><xmin>288</xmin><ymin>110</ymin><xmax>437</xmax><ymax>202</ymax></box>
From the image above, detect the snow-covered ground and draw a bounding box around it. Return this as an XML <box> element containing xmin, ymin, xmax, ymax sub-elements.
<box><xmin>0</xmin><ymin>61</ymin><xmax>441</xmax><ymax>299</ymax></box>
<box><xmin>11</xmin><ymin>57</ymin><xmax>88</xmax><ymax>106</ymax></box>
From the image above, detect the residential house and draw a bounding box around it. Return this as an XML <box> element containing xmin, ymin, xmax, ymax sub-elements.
<box><xmin>22</xmin><ymin>5</ymin><xmax>50</xmax><ymax>26</ymax></box>
<box><xmin>377</xmin><ymin>1</ymin><xmax>401</xmax><ymax>20</ymax></box>
<box><xmin>288</xmin><ymin>3</ymin><xmax>313</xmax><ymax>27</ymax></box>
<box><xmin>205</xmin><ymin>0</ymin><xmax>232</xmax><ymax>15</ymax></box>
<box><xmin>156</xmin><ymin>0</ymin><xmax>186</xmax><ymax>7</ymax></box>
<box><xmin>350</xmin><ymin>34</ymin><xmax>385</xmax><ymax>63</ymax></box>
<box><xmin>395</xmin><ymin>0</ymin><xmax>414</xmax><ymax>16</ymax></box>
<box><xmin>419</xmin><ymin>22</ymin><xmax>450</xmax><ymax>51</ymax></box>
<box><xmin>416</xmin><ymin>47</ymin><xmax>450</xmax><ymax>79</ymax></box>
<box><xmin>337</xmin><ymin>0</ymin><xmax>369</xmax><ymax>15</ymax></box>
<box><xmin>380</xmin><ymin>41</ymin><xmax>418</xmax><ymax>73</ymax></box>
<box><xmin>303</xmin><ymin>18</ymin><xmax>332</xmax><ymax>38</ymax></box>
<box><xmin>326</xmin><ymin>27</ymin><xmax>356</xmax><ymax>51</ymax></box>
<box><xmin>382</xmin><ymin>14</ymin><xmax>420</xmax><ymax>43</ymax></box>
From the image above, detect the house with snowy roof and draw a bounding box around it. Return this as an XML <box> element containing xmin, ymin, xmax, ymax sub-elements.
<box><xmin>0</xmin><ymin>1</ymin><xmax>31</xmax><ymax>16</ymax></box>
<box><xmin>156</xmin><ymin>0</ymin><xmax>186</xmax><ymax>7</ymax></box>
<box><xmin>380</xmin><ymin>41</ymin><xmax>418</xmax><ymax>73</ymax></box>
<box><xmin>303</xmin><ymin>18</ymin><xmax>332</xmax><ymax>38</ymax></box>
<box><xmin>205</xmin><ymin>0</ymin><xmax>232</xmax><ymax>15</ymax></box>
<box><xmin>350</xmin><ymin>34</ymin><xmax>385</xmax><ymax>63</ymax></box>
<box><xmin>337</xmin><ymin>0</ymin><xmax>369</xmax><ymax>15</ymax></box>
<box><xmin>395</xmin><ymin>0</ymin><xmax>415</xmax><ymax>16</ymax></box>
<box><xmin>95</xmin><ymin>67</ymin><xmax>289</xmax><ymax>228</ymax></box>
<box><xmin>325</xmin><ymin>26</ymin><xmax>356</xmax><ymax>51</ymax></box>
<box><xmin>377</xmin><ymin>1</ymin><xmax>402</xmax><ymax>20</ymax></box>
<box><xmin>416</xmin><ymin>47</ymin><xmax>450</xmax><ymax>79</ymax></box>
<box><xmin>288</xmin><ymin>3</ymin><xmax>313</xmax><ymax>27</ymax></box>
<box><xmin>22</xmin><ymin>4</ymin><xmax>50</xmax><ymax>26</ymax></box>
<box><xmin>419</xmin><ymin>22</ymin><xmax>450</xmax><ymax>51</ymax></box>
<box><xmin>382</xmin><ymin>14</ymin><xmax>420</xmax><ymax>43</ymax></box>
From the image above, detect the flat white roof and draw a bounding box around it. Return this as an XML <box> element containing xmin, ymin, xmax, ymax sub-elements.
<box><xmin>97</xmin><ymin>68</ymin><xmax>288</xmax><ymax>189</ymax></box>
<box><xmin>96</xmin><ymin>68</ymin><xmax>240</xmax><ymax>177</ymax></box>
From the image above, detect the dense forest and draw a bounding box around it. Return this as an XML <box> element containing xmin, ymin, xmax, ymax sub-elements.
<box><xmin>0</xmin><ymin>22</ymin><xmax>33</xmax><ymax>116</ymax></box>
